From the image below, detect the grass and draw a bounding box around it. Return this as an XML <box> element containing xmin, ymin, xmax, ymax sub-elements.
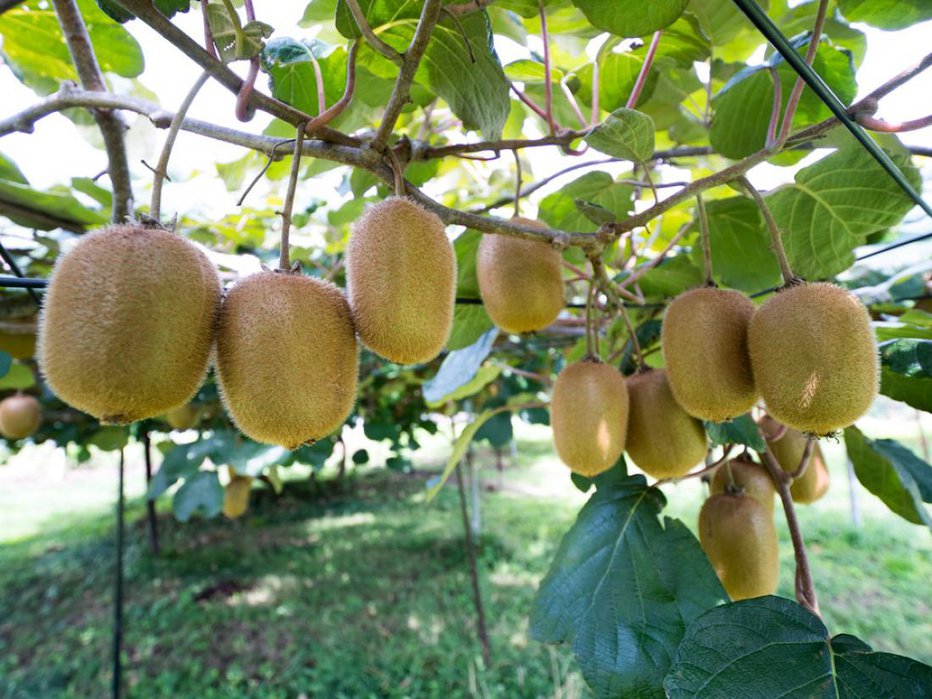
<box><xmin>0</xmin><ymin>422</ymin><xmax>929</xmax><ymax>698</ymax></box>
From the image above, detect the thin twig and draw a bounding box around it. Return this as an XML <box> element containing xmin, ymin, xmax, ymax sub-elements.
<box><xmin>344</xmin><ymin>0</ymin><xmax>403</xmax><ymax>64</ymax></box>
<box><xmin>626</xmin><ymin>30</ymin><xmax>662</xmax><ymax>109</ymax></box>
<box><xmin>236</xmin><ymin>138</ymin><xmax>296</xmax><ymax>206</ymax></box>
<box><xmin>539</xmin><ymin>0</ymin><xmax>557</xmax><ymax>134</ymax></box>
<box><xmin>150</xmin><ymin>71</ymin><xmax>210</xmax><ymax>222</ymax></box>
<box><xmin>305</xmin><ymin>41</ymin><xmax>360</xmax><ymax>134</ymax></box>
<box><xmin>766</xmin><ymin>66</ymin><xmax>782</xmax><ymax>148</ymax></box>
<box><xmin>584</xmin><ymin>272</ymin><xmax>597</xmax><ymax>358</ymax></box>
<box><xmin>561</xmin><ymin>79</ymin><xmax>588</xmax><ymax>128</ymax></box>
<box><xmin>653</xmin><ymin>446</ymin><xmax>736</xmax><ymax>486</ymax></box>
<box><xmin>278</xmin><ymin>124</ymin><xmax>307</xmax><ymax>270</ymax></box>
<box><xmin>696</xmin><ymin>193</ymin><xmax>713</xmax><ymax>285</ymax></box>
<box><xmin>590</xmin><ymin>56</ymin><xmax>600</xmax><ymax>125</ymax></box>
<box><xmin>774</xmin><ymin>0</ymin><xmax>829</xmax><ymax>146</ymax></box>
<box><xmin>738</xmin><ymin>176</ymin><xmax>797</xmax><ymax>285</ymax></box>
<box><xmin>619</xmin><ymin>304</ymin><xmax>645</xmax><ymax>370</ymax></box>
<box><xmin>787</xmin><ymin>437</ymin><xmax>815</xmax><ymax>480</ymax></box>
<box><xmin>510</xmin><ymin>83</ymin><xmax>551</xmax><ymax>121</ymax></box>
<box><xmin>387</xmin><ymin>147</ymin><xmax>406</xmax><ymax>196</ymax></box>
<box><xmin>856</xmin><ymin>112</ymin><xmax>932</xmax><ymax>133</ymax></box>
<box><xmin>513</xmin><ymin>150</ymin><xmax>522</xmax><ymax>218</ymax></box>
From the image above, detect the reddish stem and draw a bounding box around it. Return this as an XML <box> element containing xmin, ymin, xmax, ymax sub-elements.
<box><xmin>626</xmin><ymin>30</ymin><xmax>662</xmax><ymax>109</ymax></box>
<box><xmin>857</xmin><ymin>112</ymin><xmax>932</xmax><ymax>133</ymax></box>
<box><xmin>539</xmin><ymin>1</ymin><xmax>557</xmax><ymax>134</ymax></box>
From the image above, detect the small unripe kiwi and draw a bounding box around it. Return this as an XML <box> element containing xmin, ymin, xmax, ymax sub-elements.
<box><xmin>661</xmin><ymin>287</ymin><xmax>757</xmax><ymax>422</ymax></box>
<box><xmin>625</xmin><ymin>369</ymin><xmax>707</xmax><ymax>479</ymax></box>
<box><xmin>165</xmin><ymin>403</ymin><xmax>200</xmax><ymax>431</ymax></box>
<box><xmin>759</xmin><ymin>415</ymin><xmax>830</xmax><ymax>504</ymax></box>
<box><xmin>699</xmin><ymin>492</ymin><xmax>779</xmax><ymax>600</ymax></box>
<box><xmin>0</xmin><ymin>317</ymin><xmax>37</xmax><ymax>360</ymax></box>
<box><xmin>223</xmin><ymin>471</ymin><xmax>253</xmax><ymax>519</ymax></box>
<box><xmin>347</xmin><ymin>197</ymin><xmax>456</xmax><ymax>364</ymax></box>
<box><xmin>550</xmin><ymin>359</ymin><xmax>629</xmax><ymax>477</ymax></box>
<box><xmin>215</xmin><ymin>272</ymin><xmax>358</xmax><ymax>449</ymax></box>
<box><xmin>748</xmin><ymin>283</ymin><xmax>878</xmax><ymax>434</ymax></box>
<box><xmin>709</xmin><ymin>458</ymin><xmax>775</xmax><ymax>513</ymax></box>
<box><xmin>38</xmin><ymin>224</ymin><xmax>221</xmax><ymax>424</ymax></box>
<box><xmin>477</xmin><ymin>219</ymin><xmax>563</xmax><ymax>333</ymax></box>
<box><xmin>0</xmin><ymin>394</ymin><xmax>40</xmax><ymax>439</ymax></box>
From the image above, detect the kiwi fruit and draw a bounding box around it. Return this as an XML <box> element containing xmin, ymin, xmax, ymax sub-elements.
<box><xmin>699</xmin><ymin>491</ymin><xmax>780</xmax><ymax>600</ymax></box>
<box><xmin>215</xmin><ymin>271</ymin><xmax>358</xmax><ymax>449</ymax></box>
<box><xmin>0</xmin><ymin>317</ymin><xmax>37</xmax><ymax>360</ymax></box>
<box><xmin>550</xmin><ymin>359</ymin><xmax>629</xmax><ymax>477</ymax></box>
<box><xmin>748</xmin><ymin>283</ymin><xmax>878</xmax><ymax>434</ymax></box>
<box><xmin>625</xmin><ymin>368</ymin><xmax>707</xmax><ymax>479</ymax></box>
<box><xmin>709</xmin><ymin>458</ymin><xmax>775</xmax><ymax>513</ymax></box>
<box><xmin>759</xmin><ymin>415</ymin><xmax>829</xmax><ymax>504</ymax></box>
<box><xmin>165</xmin><ymin>403</ymin><xmax>200</xmax><ymax>431</ymax></box>
<box><xmin>0</xmin><ymin>394</ymin><xmax>40</xmax><ymax>439</ymax></box>
<box><xmin>223</xmin><ymin>470</ymin><xmax>253</xmax><ymax>519</ymax></box>
<box><xmin>477</xmin><ymin>219</ymin><xmax>563</xmax><ymax>333</ymax></box>
<box><xmin>661</xmin><ymin>287</ymin><xmax>757</xmax><ymax>422</ymax></box>
<box><xmin>38</xmin><ymin>224</ymin><xmax>221</xmax><ymax>424</ymax></box>
<box><xmin>347</xmin><ymin>197</ymin><xmax>456</xmax><ymax>364</ymax></box>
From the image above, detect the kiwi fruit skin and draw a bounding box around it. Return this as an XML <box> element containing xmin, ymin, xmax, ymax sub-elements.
<box><xmin>661</xmin><ymin>287</ymin><xmax>757</xmax><ymax>422</ymax></box>
<box><xmin>477</xmin><ymin>219</ymin><xmax>563</xmax><ymax>333</ymax></box>
<box><xmin>748</xmin><ymin>283</ymin><xmax>878</xmax><ymax>435</ymax></box>
<box><xmin>551</xmin><ymin>360</ymin><xmax>629</xmax><ymax>477</ymax></box>
<box><xmin>625</xmin><ymin>369</ymin><xmax>707</xmax><ymax>479</ymax></box>
<box><xmin>166</xmin><ymin>403</ymin><xmax>200</xmax><ymax>431</ymax></box>
<box><xmin>699</xmin><ymin>492</ymin><xmax>779</xmax><ymax>600</ymax></box>
<box><xmin>0</xmin><ymin>394</ymin><xmax>40</xmax><ymax>439</ymax></box>
<box><xmin>347</xmin><ymin>197</ymin><xmax>456</xmax><ymax>365</ymax></box>
<box><xmin>215</xmin><ymin>272</ymin><xmax>358</xmax><ymax>449</ymax></box>
<box><xmin>223</xmin><ymin>472</ymin><xmax>253</xmax><ymax>519</ymax></box>
<box><xmin>759</xmin><ymin>415</ymin><xmax>830</xmax><ymax>504</ymax></box>
<box><xmin>38</xmin><ymin>224</ymin><xmax>221</xmax><ymax>424</ymax></box>
<box><xmin>709</xmin><ymin>458</ymin><xmax>775</xmax><ymax>513</ymax></box>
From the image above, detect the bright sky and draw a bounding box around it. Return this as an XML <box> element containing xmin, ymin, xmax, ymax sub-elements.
<box><xmin>0</xmin><ymin>4</ymin><xmax>929</xmax><ymax>261</ymax></box>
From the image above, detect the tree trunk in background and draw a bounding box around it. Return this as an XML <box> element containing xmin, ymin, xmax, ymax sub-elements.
<box><xmin>142</xmin><ymin>430</ymin><xmax>159</xmax><ymax>556</ymax></box>
<box><xmin>455</xmin><ymin>459</ymin><xmax>491</xmax><ymax>665</ymax></box>
<box><xmin>846</xmin><ymin>458</ymin><xmax>861</xmax><ymax>529</ymax></box>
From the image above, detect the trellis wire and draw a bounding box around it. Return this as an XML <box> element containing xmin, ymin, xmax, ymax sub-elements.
<box><xmin>731</xmin><ymin>0</ymin><xmax>932</xmax><ymax>221</ymax></box>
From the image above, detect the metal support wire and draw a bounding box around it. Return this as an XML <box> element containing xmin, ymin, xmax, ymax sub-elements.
<box><xmin>112</xmin><ymin>445</ymin><xmax>125</xmax><ymax>699</ymax></box>
<box><xmin>731</xmin><ymin>0</ymin><xmax>932</xmax><ymax>220</ymax></box>
<box><xmin>0</xmin><ymin>241</ymin><xmax>42</xmax><ymax>305</ymax></box>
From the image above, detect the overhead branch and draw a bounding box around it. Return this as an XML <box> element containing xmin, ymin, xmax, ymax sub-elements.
<box><xmin>52</xmin><ymin>0</ymin><xmax>134</xmax><ymax>221</ymax></box>
<box><xmin>372</xmin><ymin>0</ymin><xmax>443</xmax><ymax>148</ymax></box>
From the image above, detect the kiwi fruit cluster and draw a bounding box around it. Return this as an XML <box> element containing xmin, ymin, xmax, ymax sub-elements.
<box><xmin>0</xmin><ymin>393</ymin><xmax>40</xmax><ymax>440</ymax></box>
<box><xmin>477</xmin><ymin>218</ymin><xmax>564</xmax><ymax>334</ymax></box>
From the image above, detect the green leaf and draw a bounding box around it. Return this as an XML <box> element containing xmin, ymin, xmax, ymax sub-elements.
<box><xmin>474</xmin><ymin>410</ymin><xmax>513</xmax><ymax>447</ymax></box>
<box><xmin>261</xmin><ymin>38</ymin><xmax>340</xmax><ymax>115</ymax></box>
<box><xmin>97</xmin><ymin>0</ymin><xmax>189</xmax><ymax>21</ymax></box>
<box><xmin>173</xmin><ymin>471</ymin><xmax>223</xmax><ymax>522</ymax></box>
<box><xmin>0</xmin><ymin>180</ymin><xmax>107</xmax><ymax>230</ymax></box>
<box><xmin>454</xmin><ymin>230</ymin><xmax>483</xmax><ymax>298</ymax></box>
<box><xmin>448</xmin><ymin>304</ymin><xmax>494</xmax><ymax>351</ymax></box>
<box><xmin>538</xmin><ymin>172</ymin><xmax>634</xmax><ymax>233</ymax></box>
<box><xmin>879</xmin><ymin>339</ymin><xmax>932</xmax><ymax>411</ymax></box>
<box><xmin>425</xmin><ymin>408</ymin><xmax>500</xmax><ymax>501</ymax></box>
<box><xmin>0</xmin><ymin>364</ymin><xmax>35</xmax><ymax>390</ymax></box>
<box><xmin>689</xmin><ymin>196</ymin><xmax>782</xmax><ymax>293</ymax></box>
<box><xmin>844</xmin><ymin>427</ymin><xmax>932</xmax><ymax>529</ymax></box>
<box><xmin>148</xmin><ymin>440</ymin><xmax>209</xmax><ymax>499</ymax></box>
<box><xmin>87</xmin><ymin>426</ymin><xmax>128</xmax><ymax>452</ymax></box>
<box><xmin>571</xmin><ymin>0</ymin><xmax>688</xmax><ymax>37</ymax></box>
<box><xmin>0</xmin><ymin>153</ymin><xmax>28</xmax><ymax>184</ymax></box>
<box><xmin>664</xmin><ymin>596</ymin><xmax>932</xmax><ymax>697</ymax></box>
<box><xmin>423</xmin><ymin>328</ymin><xmax>499</xmax><ymax>405</ymax></box>
<box><xmin>767</xmin><ymin>143</ymin><xmax>920</xmax><ymax>279</ymax></box>
<box><xmin>208</xmin><ymin>4</ymin><xmax>273</xmax><ymax>62</ymax></box>
<box><xmin>531</xmin><ymin>474</ymin><xmax>725</xmax><ymax>696</ymax></box>
<box><xmin>837</xmin><ymin>0</ymin><xmax>932</xmax><ymax>30</ymax></box>
<box><xmin>0</xmin><ymin>352</ymin><xmax>11</xmax><ymax>379</ymax></box>
<box><xmin>585</xmin><ymin>108</ymin><xmax>655</xmax><ymax>162</ymax></box>
<box><xmin>704</xmin><ymin>414</ymin><xmax>765</xmax><ymax>452</ymax></box>
<box><xmin>636</xmin><ymin>254</ymin><xmax>703</xmax><ymax>301</ymax></box>
<box><xmin>427</xmin><ymin>364</ymin><xmax>502</xmax><ymax>408</ymax></box>
<box><xmin>710</xmin><ymin>42</ymin><xmax>857</xmax><ymax>159</ymax></box>
<box><xmin>574</xmin><ymin>51</ymin><xmax>656</xmax><ymax>113</ymax></box>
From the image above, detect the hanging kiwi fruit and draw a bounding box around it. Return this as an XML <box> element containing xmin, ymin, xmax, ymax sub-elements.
<box><xmin>0</xmin><ymin>393</ymin><xmax>41</xmax><ymax>440</ymax></box>
<box><xmin>347</xmin><ymin>197</ymin><xmax>456</xmax><ymax>365</ymax></box>
<box><xmin>709</xmin><ymin>457</ymin><xmax>776</xmax><ymax>513</ymax></box>
<box><xmin>759</xmin><ymin>415</ymin><xmax>830</xmax><ymax>504</ymax></box>
<box><xmin>38</xmin><ymin>224</ymin><xmax>221</xmax><ymax>424</ymax></box>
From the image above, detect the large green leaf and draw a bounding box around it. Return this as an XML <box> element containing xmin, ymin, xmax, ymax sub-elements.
<box><xmin>173</xmin><ymin>471</ymin><xmax>223</xmax><ymax>522</ymax></box>
<box><xmin>531</xmin><ymin>474</ymin><xmax>726</xmax><ymax>697</ymax></box>
<box><xmin>537</xmin><ymin>172</ymin><xmax>634</xmax><ymax>233</ymax></box>
<box><xmin>584</xmin><ymin>108</ymin><xmax>655</xmax><ymax>162</ymax></box>
<box><xmin>574</xmin><ymin>51</ymin><xmax>656</xmax><ymax>113</ymax></box>
<box><xmin>423</xmin><ymin>327</ymin><xmax>498</xmax><ymax>405</ymax></box>
<box><xmin>879</xmin><ymin>339</ymin><xmax>932</xmax><ymax>411</ymax></box>
<box><xmin>687</xmin><ymin>196</ymin><xmax>782</xmax><ymax>293</ymax></box>
<box><xmin>261</xmin><ymin>38</ymin><xmax>343</xmax><ymax>117</ymax></box>
<box><xmin>570</xmin><ymin>0</ymin><xmax>688</xmax><ymax>37</ymax></box>
<box><xmin>766</xmin><ymin>143</ymin><xmax>920</xmax><ymax>279</ymax></box>
<box><xmin>837</xmin><ymin>0</ymin><xmax>932</xmax><ymax>30</ymax></box>
<box><xmin>844</xmin><ymin>426</ymin><xmax>932</xmax><ymax>529</ymax></box>
<box><xmin>704</xmin><ymin>413</ymin><xmax>765</xmax><ymax>452</ymax></box>
<box><xmin>0</xmin><ymin>180</ymin><xmax>108</xmax><ymax>230</ymax></box>
<box><xmin>0</xmin><ymin>0</ymin><xmax>144</xmax><ymax>93</ymax></box>
<box><xmin>448</xmin><ymin>304</ymin><xmax>494</xmax><ymax>351</ymax></box>
<box><xmin>665</xmin><ymin>596</ymin><xmax>932</xmax><ymax>697</ymax></box>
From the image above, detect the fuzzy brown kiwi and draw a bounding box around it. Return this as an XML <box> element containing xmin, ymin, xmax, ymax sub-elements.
<box><xmin>699</xmin><ymin>491</ymin><xmax>780</xmax><ymax>600</ymax></box>
<box><xmin>223</xmin><ymin>469</ymin><xmax>253</xmax><ymax>519</ymax></box>
<box><xmin>38</xmin><ymin>224</ymin><xmax>221</xmax><ymax>424</ymax></box>
<box><xmin>709</xmin><ymin>458</ymin><xmax>775</xmax><ymax>514</ymax></box>
<box><xmin>347</xmin><ymin>197</ymin><xmax>456</xmax><ymax>364</ymax></box>
<box><xmin>759</xmin><ymin>415</ymin><xmax>829</xmax><ymax>504</ymax></box>
<box><xmin>165</xmin><ymin>403</ymin><xmax>200</xmax><ymax>431</ymax></box>
<box><xmin>550</xmin><ymin>359</ymin><xmax>629</xmax><ymax>477</ymax></box>
<box><xmin>477</xmin><ymin>220</ymin><xmax>563</xmax><ymax>333</ymax></box>
<box><xmin>0</xmin><ymin>394</ymin><xmax>40</xmax><ymax>439</ymax></box>
<box><xmin>215</xmin><ymin>271</ymin><xmax>358</xmax><ymax>449</ymax></box>
<box><xmin>748</xmin><ymin>283</ymin><xmax>878</xmax><ymax>434</ymax></box>
<box><xmin>661</xmin><ymin>287</ymin><xmax>757</xmax><ymax>422</ymax></box>
<box><xmin>625</xmin><ymin>368</ymin><xmax>707</xmax><ymax>479</ymax></box>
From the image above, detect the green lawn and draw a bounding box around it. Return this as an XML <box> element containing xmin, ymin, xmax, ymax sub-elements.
<box><xmin>0</xmin><ymin>423</ymin><xmax>929</xmax><ymax>698</ymax></box>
